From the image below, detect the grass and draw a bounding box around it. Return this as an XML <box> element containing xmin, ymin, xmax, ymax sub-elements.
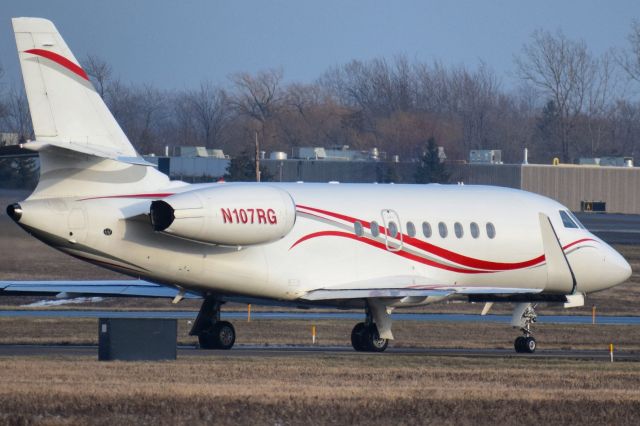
<box><xmin>3</xmin><ymin>191</ymin><xmax>640</xmax><ymax>424</ymax></box>
<box><xmin>0</xmin><ymin>354</ymin><xmax>639</xmax><ymax>425</ymax></box>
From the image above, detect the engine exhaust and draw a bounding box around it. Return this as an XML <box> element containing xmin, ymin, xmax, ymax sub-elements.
<box><xmin>149</xmin><ymin>200</ymin><xmax>174</xmax><ymax>231</ymax></box>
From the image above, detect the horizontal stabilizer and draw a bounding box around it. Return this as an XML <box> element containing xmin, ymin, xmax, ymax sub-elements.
<box><xmin>22</xmin><ymin>140</ymin><xmax>155</xmax><ymax>167</ymax></box>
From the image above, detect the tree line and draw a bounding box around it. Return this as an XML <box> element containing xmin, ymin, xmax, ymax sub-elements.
<box><xmin>2</xmin><ymin>24</ymin><xmax>640</xmax><ymax>166</ymax></box>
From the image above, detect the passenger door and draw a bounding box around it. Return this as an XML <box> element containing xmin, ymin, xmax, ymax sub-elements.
<box><xmin>380</xmin><ymin>209</ymin><xmax>403</xmax><ymax>252</ymax></box>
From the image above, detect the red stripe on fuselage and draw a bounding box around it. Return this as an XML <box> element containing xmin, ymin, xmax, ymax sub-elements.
<box><xmin>78</xmin><ymin>193</ymin><xmax>175</xmax><ymax>201</ymax></box>
<box><xmin>25</xmin><ymin>49</ymin><xmax>89</xmax><ymax>81</ymax></box>
<box><xmin>290</xmin><ymin>230</ymin><xmax>490</xmax><ymax>274</ymax></box>
<box><xmin>295</xmin><ymin>205</ymin><xmax>596</xmax><ymax>272</ymax></box>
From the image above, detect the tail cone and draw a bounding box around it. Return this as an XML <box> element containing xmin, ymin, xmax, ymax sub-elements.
<box><xmin>6</xmin><ymin>203</ymin><xmax>22</xmax><ymax>223</ymax></box>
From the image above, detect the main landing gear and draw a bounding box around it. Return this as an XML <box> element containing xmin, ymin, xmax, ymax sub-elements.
<box><xmin>351</xmin><ymin>302</ymin><xmax>391</xmax><ymax>352</ymax></box>
<box><xmin>512</xmin><ymin>303</ymin><xmax>537</xmax><ymax>354</ymax></box>
<box><xmin>190</xmin><ymin>297</ymin><xmax>236</xmax><ymax>350</ymax></box>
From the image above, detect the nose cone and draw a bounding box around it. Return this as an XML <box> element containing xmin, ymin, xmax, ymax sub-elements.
<box><xmin>6</xmin><ymin>203</ymin><xmax>22</xmax><ymax>223</ymax></box>
<box><xmin>605</xmin><ymin>248</ymin><xmax>632</xmax><ymax>288</ymax></box>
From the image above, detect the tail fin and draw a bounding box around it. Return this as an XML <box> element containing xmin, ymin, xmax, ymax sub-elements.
<box><xmin>12</xmin><ymin>17</ymin><xmax>136</xmax><ymax>157</ymax></box>
<box><xmin>13</xmin><ymin>17</ymin><xmax>171</xmax><ymax>199</ymax></box>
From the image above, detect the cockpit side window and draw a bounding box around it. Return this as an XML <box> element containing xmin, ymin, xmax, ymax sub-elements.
<box><xmin>559</xmin><ymin>210</ymin><xmax>578</xmax><ymax>229</ymax></box>
<box><xmin>567</xmin><ymin>210</ymin><xmax>586</xmax><ymax>229</ymax></box>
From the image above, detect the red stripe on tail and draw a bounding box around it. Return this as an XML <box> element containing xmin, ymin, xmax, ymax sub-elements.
<box><xmin>25</xmin><ymin>49</ymin><xmax>89</xmax><ymax>81</ymax></box>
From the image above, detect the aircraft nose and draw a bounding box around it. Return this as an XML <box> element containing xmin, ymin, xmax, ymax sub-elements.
<box><xmin>605</xmin><ymin>248</ymin><xmax>632</xmax><ymax>287</ymax></box>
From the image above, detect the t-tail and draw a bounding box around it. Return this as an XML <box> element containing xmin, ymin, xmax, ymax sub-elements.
<box><xmin>12</xmin><ymin>17</ymin><xmax>170</xmax><ymax>199</ymax></box>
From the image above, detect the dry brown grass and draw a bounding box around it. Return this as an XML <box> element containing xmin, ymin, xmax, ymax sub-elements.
<box><xmin>4</xmin><ymin>193</ymin><xmax>640</xmax><ymax>425</ymax></box>
<box><xmin>0</xmin><ymin>354</ymin><xmax>639</xmax><ymax>425</ymax></box>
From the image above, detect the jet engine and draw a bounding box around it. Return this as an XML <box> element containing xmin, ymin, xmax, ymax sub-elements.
<box><xmin>150</xmin><ymin>185</ymin><xmax>296</xmax><ymax>246</ymax></box>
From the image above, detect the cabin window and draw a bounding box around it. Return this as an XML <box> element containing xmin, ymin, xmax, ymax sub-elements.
<box><xmin>454</xmin><ymin>222</ymin><xmax>464</xmax><ymax>238</ymax></box>
<box><xmin>422</xmin><ymin>222</ymin><xmax>431</xmax><ymax>238</ymax></box>
<box><xmin>370</xmin><ymin>221</ymin><xmax>380</xmax><ymax>237</ymax></box>
<box><xmin>422</xmin><ymin>222</ymin><xmax>432</xmax><ymax>238</ymax></box>
<box><xmin>486</xmin><ymin>222</ymin><xmax>496</xmax><ymax>239</ymax></box>
<box><xmin>354</xmin><ymin>221</ymin><xmax>364</xmax><ymax>237</ymax></box>
<box><xmin>438</xmin><ymin>222</ymin><xmax>448</xmax><ymax>238</ymax></box>
<box><xmin>470</xmin><ymin>222</ymin><xmax>480</xmax><ymax>239</ymax></box>
<box><xmin>406</xmin><ymin>221</ymin><xmax>416</xmax><ymax>237</ymax></box>
<box><xmin>560</xmin><ymin>210</ymin><xmax>579</xmax><ymax>229</ymax></box>
<box><xmin>388</xmin><ymin>221</ymin><xmax>399</xmax><ymax>238</ymax></box>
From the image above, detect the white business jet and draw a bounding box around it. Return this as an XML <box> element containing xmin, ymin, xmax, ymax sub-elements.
<box><xmin>2</xmin><ymin>18</ymin><xmax>632</xmax><ymax>353</ymax></box>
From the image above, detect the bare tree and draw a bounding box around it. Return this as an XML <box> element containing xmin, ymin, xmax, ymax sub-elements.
<box><xmin>584</xmin><ymin>51</ymin><xmax>619</xmax><ymax>156</ymax></box>
<box><xmin>3</xmin><ymin>88</ymin><xmax>33</xmax><ymax>142</ymax></box>
<box><xmin>618</xmin><ymin>20</ymin><xmax>640</xmax><ymax>84</ymax></box>
<box><xmin>0</xmin><ymin>63</ymin><xmax>8</xmax><ymax>121</ymax></box>
<box><xmin>515</xmin><ymin>30</ymin><xmax>599</xmax><ymax>162</ymax></box>
<box><xmin>230</xmin><ymin>69</ymin><xmax>284</xmax><ymax>151</ymax></box>
<box><xmin>185</xmin><ymin>82</ymin><xmax>230</xmax><ymax>148</ymax></box>
<box><xmin>104</xmin><ymin>81</ymin><xmax>168</xmax><ymax>154</ymax></box>
<box><xmin>82</xmin><ymin>54</ymin><xmax>112</xmax><ymax>99</ymax></box>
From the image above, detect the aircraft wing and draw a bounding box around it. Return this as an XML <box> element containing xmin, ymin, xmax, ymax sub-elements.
<box><xmin>0</xmin><ymin>280</ymin><xmax>202</xmax><ymax>299</ymax></box>
<box><xmin>300</xmin><ymin>276</ymin><xmax>542</xmax><ymax>301</ymax></box>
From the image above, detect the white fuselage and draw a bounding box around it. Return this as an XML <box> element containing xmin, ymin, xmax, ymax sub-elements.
<box><xmin>15</xmin><ymin>182</ymin><xmax>631</xmax><ymax>305</ymax></box>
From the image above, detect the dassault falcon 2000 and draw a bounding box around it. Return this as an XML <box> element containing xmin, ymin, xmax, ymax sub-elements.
<box><xmin>2</xmin><ymin>18</ymin><xmax>632</xmax><ymax>353</ymax></box>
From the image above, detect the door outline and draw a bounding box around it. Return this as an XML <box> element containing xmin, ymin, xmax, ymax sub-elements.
<box><xmin>67</xmin><ymin>207</ymin><xmax>87</xmax><ymax>243</ymax></box>
<box><xmin>380</xmin><ymin>209</ymin><xmax>403</xmax><ymax>252</ymax></box>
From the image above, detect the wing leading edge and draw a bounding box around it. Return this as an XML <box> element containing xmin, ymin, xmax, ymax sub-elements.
<box><xmin>299</xmin><ymin>275</ymin><xmax>543</xmax><ymax>301</ymax></box>
<box><xmin>0</xmin><ymin>280</ymin><xmax>201</xmax><ymax>299</ymax></box>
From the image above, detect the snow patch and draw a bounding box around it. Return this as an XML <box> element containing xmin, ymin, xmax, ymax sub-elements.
<box><xmin>23</xmin><ymin>297</ymin><xmax>104</xmax><ymax>307</ymax></box>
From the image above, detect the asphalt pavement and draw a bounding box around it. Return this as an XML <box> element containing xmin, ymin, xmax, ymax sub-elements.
<box><xmin>0</xmin><ymin>343</ymin><xmax>636</xmax><ymax>361</ymax></box>
<box><xmin>574</xmin><ymin>212</ymin><xmax>640</xmax><ymax>244</ymax></box>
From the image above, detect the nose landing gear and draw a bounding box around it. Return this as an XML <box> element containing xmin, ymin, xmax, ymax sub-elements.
<box><xmin>351</xmin><ymin>301</ymin><xmax>391</xmax><ymax>352</ymax></box>
<box><xmin>512</xmin><ymin>303</ymin><xmax>537</xmax><ymax>354</ymax></box>
<box><xmin>351</xmin><ymin>322</ymin><xmax>388</xmax><ymax>352</ymax></box>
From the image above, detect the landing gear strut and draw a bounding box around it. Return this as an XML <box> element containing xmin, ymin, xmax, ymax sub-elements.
<box><xmin>190</xmin><ymin>297</ymin><xmax>236</xmax><ymax>350</ymax></box>
<box><xmin>351</xmin><ymin>303</ymin><xmax>389</xmax><ymax>352</ymax></box>
<box><xmin>512</xmin><ymin>303</ymin><xmax>537</xmax><ymax>353</ymax></box>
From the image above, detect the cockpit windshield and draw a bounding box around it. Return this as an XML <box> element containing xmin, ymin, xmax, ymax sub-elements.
<box><xmin>559</xmin><ymin>210</ymin><xmax>584</xmax><ymax>229</ymax></box>
<box><xmin>567</xmin><ymin>210</ymin><xmax>586</xmax><ymax>229</ymax></box>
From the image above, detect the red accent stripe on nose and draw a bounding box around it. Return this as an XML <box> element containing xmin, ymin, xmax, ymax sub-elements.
<box><xmin>24</xmin><ymin>48</ymin><xmax>89</xmax><ymax>81</ymax></box>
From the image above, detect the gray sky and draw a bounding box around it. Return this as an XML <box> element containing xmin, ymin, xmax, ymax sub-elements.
<box><xmin>1</xmin><ymin>1</ymin><xmax>639</xmax><ymax>90</ymax></box>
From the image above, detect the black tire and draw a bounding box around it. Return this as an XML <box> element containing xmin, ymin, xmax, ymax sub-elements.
<box><xmin>351</xmin><ymin>322</ymin><xmax>367</xmax><ymax>351</ymax></box>
<box><xmin>198</xmin><ymin>331</ymin><xmax>219</xmax><ymax>350</ymax></box>
<box><xmin>213</xmin><ymin>321</ymin><xmax>236</xmax><ymax>350</ymax></box>
<box><xmin>363</xmin><ymin>324</ymin><xmax>388</xmax><ymax>353</ymax></box>
<box><xmin>514</xmin><ymin>336</ymin><xmax>526</xmax><ymax>353</ymax></box>
<box><xmin>523</xmin><ymin>336</ymin><xmax>536</xmax><ymax>353</ymax></box>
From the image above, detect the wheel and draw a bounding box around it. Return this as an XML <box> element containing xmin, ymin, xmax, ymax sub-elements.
<box><xmin>523</xmin><ymin>336</ymin><xmax>536</xmax><ymax>353</ymax></box>
<box><xmin>351</xmin><ymin>322</ymin><xmax>367</xmax><ymax>351</ymax></box>
<box><xmin>514</xmin><ymin>336</ymin><xmax>526</xmax><ymax>353</ymax></box>
<box><xmin>198</xmin><ymin>321</ymin><xmax>236</xmax><ymax>350</ymax></box>
<box><xmin>198</xmin><ymin>331</ymin><xmax>219</xmax><ymax>349</ymax></box>
<box><xmin>363</xmin><ymin>324</ymin><xmax>388</xmax><ymax>353</ymax></box>
<box><xmin>212</xmin><ymin>321</ymin><xmax>236</xmax><ymax>350</ymax></box>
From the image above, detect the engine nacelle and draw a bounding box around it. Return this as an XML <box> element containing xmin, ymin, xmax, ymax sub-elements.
<box><xmin>150</xmin><ymin>185</ymin><xmax>296</xmax><ymax>246</ymax></box>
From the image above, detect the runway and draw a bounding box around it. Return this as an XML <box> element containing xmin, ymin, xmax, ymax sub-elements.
<box><xmin>574</xmin><ymin>212</ymin><xmax>640</xmax><ymax>244</ymax></box>
<box><xmin>0</xmin><ymin>343</ymin><xmax>636</xmax><ymax>361</ymax></box>
<box><xmin>1</xmin><ymin>310</ymin><xmax>639</xmax><ymax>324</ymax></box>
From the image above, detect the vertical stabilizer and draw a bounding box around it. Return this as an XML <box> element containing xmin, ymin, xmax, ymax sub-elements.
<box><xmin>12</xmin><ymin>17</ymin><xmax>136</xmax><ymax>157</ymax></box>
<box><xmin>12</xmin><ymin>18</ymin><xmax>173</xmax><ymax>199</ymax></box>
